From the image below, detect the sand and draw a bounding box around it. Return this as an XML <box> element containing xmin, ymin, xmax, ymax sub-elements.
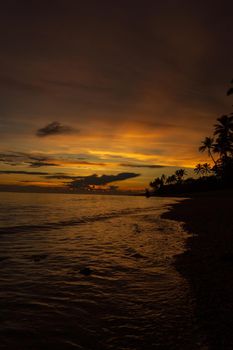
<box><xmin>163</xmin><ymin>189</ymin><xmax>233</xmax><ymax>350</ymax></box>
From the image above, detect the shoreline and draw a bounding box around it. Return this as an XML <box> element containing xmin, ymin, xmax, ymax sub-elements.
<box><xmin>162</xmin><ymin>189</ymin><xmax>233</xmax><ymax>349</ymax></box>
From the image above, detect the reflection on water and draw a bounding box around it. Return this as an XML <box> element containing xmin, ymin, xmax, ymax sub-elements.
<box><xmin>0</xmin><ymin>193</ymin><xmax>201</xmax><ymax>349</ymax></box>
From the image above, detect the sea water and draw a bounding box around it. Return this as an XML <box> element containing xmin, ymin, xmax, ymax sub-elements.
<box><xmin>0</xmin><ymin>192</ymin><xmax>200</xmax><ymax>349</ymax></box>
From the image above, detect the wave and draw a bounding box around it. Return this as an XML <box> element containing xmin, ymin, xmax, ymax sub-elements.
<box><xmin>0</xmin><ymin>206</ymin><xmax>159</xmax><ymax>235</ymax></box>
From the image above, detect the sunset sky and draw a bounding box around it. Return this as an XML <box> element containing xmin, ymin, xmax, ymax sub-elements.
<box><xmin>0</xmin><ymin>1</ymin><xmax>232</xmax><ymax>192</ymax></box>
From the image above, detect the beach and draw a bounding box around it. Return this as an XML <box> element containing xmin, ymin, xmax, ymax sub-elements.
<box><xmin>163</xmin><ymin>189</ymin><xmax>233</xmax><ymax>350</ymax></box>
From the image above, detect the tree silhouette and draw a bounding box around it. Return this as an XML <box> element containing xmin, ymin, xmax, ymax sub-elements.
<box><xmin>197</xmin><ymin>80</ymin><xmax>233</xmax><ymax>183</ymax></box>
<box><xmin>199</xmin><ymin>137</ymin><xmax>216</xmax><ymax>164</ymax></box>
<box><xmin>166</xmin><ymin>174</ymin><xmax>177</xmax><ymax>184</ymax></box>
<box><xmin>150</xmin><ymin>174</ymin><xmax>166</xmax><ymax>191</ymax></box>
<box><xmin>214</xmin><ymin>115</ymin><xmax>233</xmax><ymax>158</ymax></box>
<box><xmin>148</xmin><ymin>80</ymin><xmax>233</xmax><ymax>195</ymax></box>
<box><xmin>202</xmin><ymin>163</ymin><xmax>212</xmax><ymax>175</ymax></box>
<box><xmin>194</xmin><ymin>163</ymin><xmax>204</xmax><ymax>176</ymax></box>
<box><xmin>150</xmin><ymin>177</ymin><xmax>162</xmax><ymax>191</ymax></box>
<box><xmin>194</xmin><ymin>163</ymin><xmax>212</xmax><ymax>177</ymax></box>
<box><xmin>175</xmin><ymin>169</ymin><xmax>186</xmax><ymax>183</ymax></box>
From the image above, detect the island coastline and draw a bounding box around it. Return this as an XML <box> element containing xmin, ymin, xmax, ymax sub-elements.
<box><xmin>162</xmin><ymin>189</ymin><xmax>233</xmax><ymax>350</ymax></box>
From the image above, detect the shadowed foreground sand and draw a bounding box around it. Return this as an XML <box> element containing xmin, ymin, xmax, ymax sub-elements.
<box><xmin>163</xmin><ymin>190</ymin><xmax>233</xmax><ymax>350</ymax></box>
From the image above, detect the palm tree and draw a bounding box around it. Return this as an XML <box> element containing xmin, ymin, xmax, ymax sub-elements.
<box><xmin>166</xmin><ymin>176</ymin><xmax>172</xmax><ymax>184</ymax></box>
<box><xmin>214</xmin><ymin>115</ymin><xmax>233</xmax><ymax>158</ymax></box>
<box><xmin>194</xmin><ymin>163</ymin><xmax>204</xmax><ymax>176</ymax></box>
<box><xmin>202</xmin><ymin>163</ymin><xmax>212</xmax><ymax>175</ymax></box>
<box><xmin>166</xmin><ymin>174</ymin><xmax>177</xmax><ymax>184</ymax></box>
<box><xmin>214</xmin><ymin>115</ymin><xmax>233</xmax><ymax>134</ymax></box>
<box><xmin>199</xmin><ymin>137</ymin><xmax>216</xmax><ymax>164</ymax></box>
<box><xmin>160</xmin><ymin>174</ymin><xmax>166</xmax><ymax>186</ymax></box>
<box><xmin>170</xmin><ymin>174</ymin><xmax>177</xmax><ymax>183</ymax></box>
<box><xmin>150</xmin><ymin>174</ymin><xmax>166</xmax><ymax>191</ymax></box>
<box><xmin>175</xmin><ymin>169</ymin><xmax>186</xmax><ymax>183</ymax></box>
<box><xmin>150</xmin><ymin>177</ymin><xmax>162</xmax><ymax>191</ymax></box>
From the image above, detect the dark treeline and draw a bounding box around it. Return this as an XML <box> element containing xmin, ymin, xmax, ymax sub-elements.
<box><xmin>147</xmin><ymin>80</ymin><xmax>233</xmax><ymax>197</ymax></box>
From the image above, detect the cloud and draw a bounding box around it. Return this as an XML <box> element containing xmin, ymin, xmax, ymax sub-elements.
<box><xmin>0</xmin><ymin>153</ymin><xmax>23</xmax><ymax>166</ymax></box>
<box><xmin>36</xmin><ymin>121</ymin><xmax>77</xmax><ymax>137</ymax></box>
<box><xmin>28</xmin><ymin>161</ymin><xmax>59</xmax><ymax>167</ymax></box>
<box><xmin>0</xmin><ymin>151</ymin><xmax>107</xmax><ymax>169</ymax></box>
<box><xmin>44</xmin><ymin>174</ymin><xmax>77</xmax><ymax>180</ymax></box>
<box><xmin>68</xmin><ymin>172</ymin><xmax>140</xmax><ymax>190</ymax></box>
<box><xmin>0</xmin><ymin>152</ymin><xmax>59</xmax><ymax>168</ymax></box>
<box><xmin>119</xmin><ymin>163</ymin><xmax>165</xmax><ymax>169</ymax></box>
<box><xmin>0</xmin><ymin>170</ymin><xmax>49</xmax><ymax>175</ymax></box>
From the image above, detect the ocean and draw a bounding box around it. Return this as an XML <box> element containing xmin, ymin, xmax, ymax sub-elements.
<box><xmin>0</xmin><ymin>192</ymin><xmax>201</xmax><ymax>349</ymax></box>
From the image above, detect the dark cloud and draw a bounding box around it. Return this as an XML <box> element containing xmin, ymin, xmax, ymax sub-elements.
<box><xmin>44</xmin><ymin>174</ymin><xmax>77</xmax><ymax>180</ymax></box>
<box><xmin>0</xmin><ymin>170</ymin><xmax>49</xmax><ymax>175</ymax></box>
<box><xmin>20</xmin><ymin>180</ymin><xmax>40</xmax><ymax>183</ymax></box>
<box><xmin>0</xmin><ymin>151</ymin><xmax>105</xmax><ymax>168</ymax></box>
<box><xmin>0</xmin><ymin>153</ymin><xmax>22</xmax><ymax>164</ymax></box>
<box><xmin>120</xmin><ymin>163</ymin><xmax>165</xmax><ymax>169</ymax></box>
<box><xmin>68</xmin><ymin>172</ymin><xmax>140</xmax><ymax>190</ymax></box>
<box><xmin>36</xmin><ymin>122</ymin><xmax>77</xmax><ymax>137</ymax></box>
<box><xmin>0</xmin><ymin>152</ymin><xmax>59</xmax><ymax>168</ymax></box>
<box><xmin>28</xmin><ymin>161</ymin><xmax>59</xmax><ymax>167</ymax></box>
<box><xmin>0</xmin><ymin>152</ymin><xmax>45</xmax><ymax>162</ymax></box>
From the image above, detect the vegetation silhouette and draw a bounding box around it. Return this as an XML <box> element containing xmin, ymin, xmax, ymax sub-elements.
<box><xmin>199</xmin><ymin>137</ymin><xmax>216</xmax><ymax>165</ymax></box>
<box><xmin>194</xmin><ymin>163</ymin><xmax>211</xmax><ymax>176</ymax></box>
<box><xmin>147</xmin><ymin>80</ymin><xmax>233</xmax><ymax>196</ymax></box>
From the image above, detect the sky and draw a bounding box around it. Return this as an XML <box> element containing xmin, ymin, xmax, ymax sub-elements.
<box><xmin>0</xmin><ymin>0</ymin><xmax>232</xmax><ymax>192</ymax></box>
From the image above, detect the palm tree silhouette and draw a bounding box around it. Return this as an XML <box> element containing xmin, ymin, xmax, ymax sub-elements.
<box><xmin>214</xmin><ymin>115</ymin><xmax>233</xmax><ymax>158</ymax></box>
<box><xmin>175</xmin><ymin>169</ymin><xmax>186</xmax><ymax>183</ymax></box>
<box><xmin>150</xmin><ymin>177</ymin><xmax>162</xmax><ymax>191</ymax></box>
<box><xmin>160</xmin><ymin>174</ymin><xmax>166</xmax><ymax>185</ymax></box>
<box><xmin>148</xmin><ymin>80</ymin><xmax>233</xmax><ymax>193</ymax></box>
<box><xmin>194</xmin><ymin>163</ymin><xmax>204</xmax><ymax>176</ymax></box>
<box><xmin>199</xmin><ymin>137</ymin><xmax>216</xmax><ymax>164</ymax></box>
<box><xmin>194</xmin><ymin>163</ymin><xmax>212</xmax><ymax>176</ymax></box>
<box><xmin>202</xmin><ymin>163</ymin><xmax>212</xmax><ymax>175</ymax></box>
<box><xmin>150</xmin><ymin>174</ymin><xmax>166</xmax><ymax>191</ymax></box>
<box><xmin>166</xmin><ymin>174</ymin><xmax>177</xmax><ymax>184</ymax></box>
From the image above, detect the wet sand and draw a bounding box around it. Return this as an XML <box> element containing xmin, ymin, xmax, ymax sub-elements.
<box><xmin>163</xmin><ymin>189</ymin><xmax>233</xmax><ymax>350</ymax></box>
